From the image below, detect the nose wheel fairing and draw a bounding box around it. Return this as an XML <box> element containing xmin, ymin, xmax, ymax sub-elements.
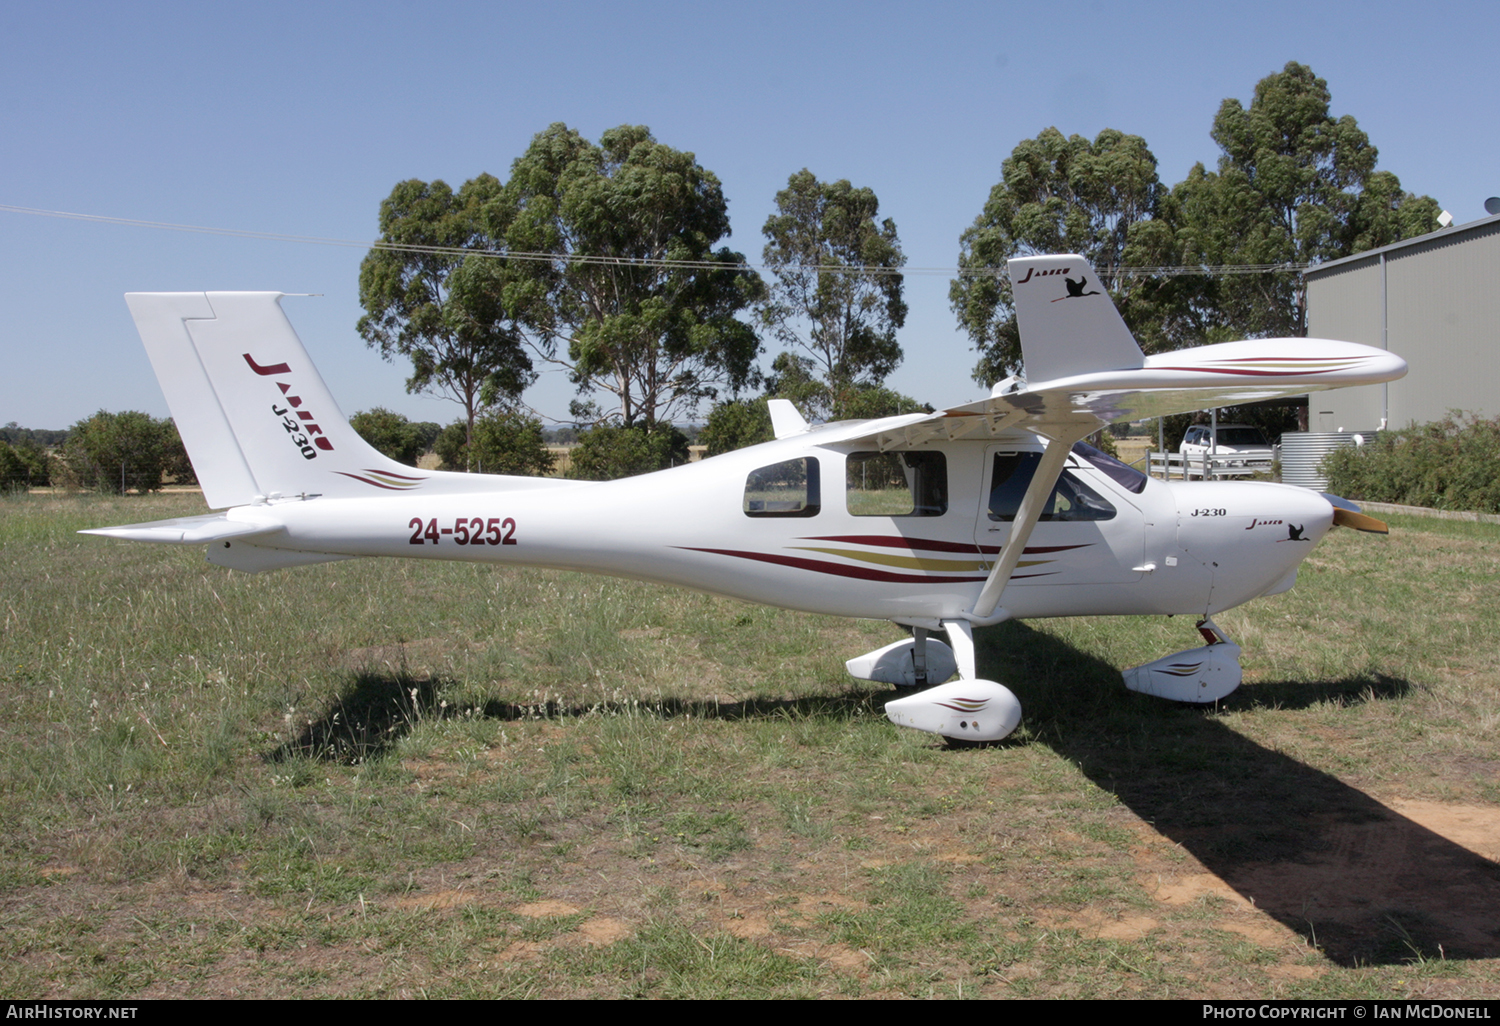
<box><xmin>1121</xmin><ymin>618</ymin><xmax>1242</xmax><ymax>704</ymax></box>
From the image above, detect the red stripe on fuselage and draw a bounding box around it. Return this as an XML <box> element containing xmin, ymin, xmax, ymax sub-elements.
<box><xmin>676</xmin><ymin>547</ymin><xmax>1056</xmax><ymax>585</ymax></box>
<box><xmin>799</xmin><ymin>535</ymin><xmax>1088</xmax><ymax>557</ymax></box>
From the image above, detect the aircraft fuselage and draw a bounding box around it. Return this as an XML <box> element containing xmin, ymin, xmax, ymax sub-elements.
<box><xmin>212</xmin><ymin>432</ymin><xmax>1333</xmax><ymax>625</ymax></box>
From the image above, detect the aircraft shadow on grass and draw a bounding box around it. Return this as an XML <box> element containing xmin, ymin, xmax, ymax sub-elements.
<box><xmin>976</xmin><ymin>619</ymin><xmax>1500</xmax><ymax>968</ymax></box>
<box><xmin>270</xmin><ymin>667</ymin><xmax>876</xmax><ymax>766</ymax></box>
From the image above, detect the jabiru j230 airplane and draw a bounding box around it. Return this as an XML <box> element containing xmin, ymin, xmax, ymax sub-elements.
<box><xmin>85</xmin><ymin>254</ymin><xmax>1404</xmax><ymax>744</ymax></box>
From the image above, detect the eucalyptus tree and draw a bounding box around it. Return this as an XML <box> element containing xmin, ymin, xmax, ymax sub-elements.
<box><xmin>758</xmin><ymin>170</ymin><xmax>907</xmax><ymax>420</ymax></box>
<box><xmin>1173</xmin><ymin>62</ymin><xmax>1440</xmax><ymax>338</ymax></box>
<box><xmin>357</xmin><ymin>175</ymin><xmax>532</xmax><ymax>466</ymax></box>
<box><xmin>954</xmin><ymin>67</ymin><xmax>1440</xmax><ymax>383</ymax></box>
<box><xmin>951</xmin><ymin>128</ymin><xmax>1165</xmax><ymax>384</ymax></box>
<box><xmin>497</xmin><ymin>123</ymin><xmax>763</xmax><ymax>433</ymax></box>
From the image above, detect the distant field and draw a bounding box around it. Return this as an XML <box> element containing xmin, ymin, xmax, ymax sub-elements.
<box><xmin>1</xmin><ymin>491</ymin><xmax>1496</xmax><ymax>998</ymax></box>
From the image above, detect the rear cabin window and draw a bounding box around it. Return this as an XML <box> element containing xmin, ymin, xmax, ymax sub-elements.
<box><xmin>987</xmin><ymin>451</ymin><xmax>1116</xmax><ymax>523</ymax></box>
<box><xmin>846</xmin><ymin>451</ymin><xmax>948</xmax><ymax>517</ymax></box>
<box><xmin>744</xmin><ymin>458</ymin><xmax>820</xmax><ymax>518</ymax></box>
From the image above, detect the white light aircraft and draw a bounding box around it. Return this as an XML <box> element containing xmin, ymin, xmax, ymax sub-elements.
<box><xmin>86</xmin><ymin>254</ymin><xmax>1404</xmax><ymax>743</ymax></box>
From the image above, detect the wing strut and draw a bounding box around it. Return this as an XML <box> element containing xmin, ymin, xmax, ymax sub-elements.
<box><xmin>966</xmin><ymin>425</ymin><xmax>1094</xmax><ymax>622</ymax></box>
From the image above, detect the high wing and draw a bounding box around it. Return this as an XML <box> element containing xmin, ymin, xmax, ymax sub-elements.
<box><xmin>847</xmin><ymin>255</ymin><xmax>1405</xmax><ymax>453</ymax></box>
<box><xmin>826</xmin><ymin>253</ymin><xmax>1407</xmax><ymax>623</ymax></box>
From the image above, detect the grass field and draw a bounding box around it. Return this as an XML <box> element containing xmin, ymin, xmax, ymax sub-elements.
<box><xmin>1</xmin><ymin>490</ymin><xmax>1497</xmax><ymax>998</ymax></box>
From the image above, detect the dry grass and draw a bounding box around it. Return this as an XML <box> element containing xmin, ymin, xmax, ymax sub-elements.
<box><xmin>0</xmin><ymin>492</ymin><xmax>1496</xmax><ymax>998</ymax></box>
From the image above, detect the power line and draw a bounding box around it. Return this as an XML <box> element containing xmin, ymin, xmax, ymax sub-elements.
<box><xmin>1</xmin><ymin>203</ymin><xmax>1308</xmax><ymax>279</ymax></box>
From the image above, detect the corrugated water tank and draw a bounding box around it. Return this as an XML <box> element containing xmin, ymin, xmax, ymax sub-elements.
<box><xmin>1279</xmin><ymin>432</ymin><xmax>1365</xmax><ymax>489</ymax></box>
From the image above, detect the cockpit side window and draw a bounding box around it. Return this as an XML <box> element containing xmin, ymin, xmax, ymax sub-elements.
<box><xmin>744</xmin><ymin>457</ymin><xmax>820</xmax><ymax>517</ymax></box>
<box><xmin>987</xmin><ymin>451</ymin><xmax>1116</xmax><ymax>522</ymax></box>
<box><xmin>846</xmin><ymin>451</ymin><xmax>947</xmax><ymax>516</ymax></box>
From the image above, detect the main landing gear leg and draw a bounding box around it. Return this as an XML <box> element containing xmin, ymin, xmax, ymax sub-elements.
<box><xmin>911</xmin><ymin>627</ymin><xmax>929</xmax><ymax>689</ymax></box>
<box><xmin>844</xmin><ymin>627</ymin><xmax>956</xmax><ymax>689</ymax></box>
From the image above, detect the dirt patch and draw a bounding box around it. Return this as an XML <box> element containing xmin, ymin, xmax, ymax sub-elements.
<box><xmin>1133</xmin><ymin>800</ymin><xmax>1500</xmax><ymax>963</ymax></box>
<box><xmin>722</xmin><ymin>913</ymin><xmax>775</xmax><ymax>940</ymax></box>
<box><xmin>777</xmin><ymin>938</ymin><xmax>869</xmax><ymax>971</ymax></box>
<box><xmin>797</xmin><ymin>891</ymin><xmax>864</xmax><ymax>911</ymax></box>
<box><xmin>1048</xmin><ymin>909</ymin><xmax>1162</xmax><ymax>941</ymax></box>
<box><xmin>576</xmin><ymin>917</ymin><xmax>633</xmax><ymax>946</ymax></box>
<box><xmin>1390</xmin><ymin>799</ymin><xmax>1500</xmax><ymax>861</ymax></box>
<box><xmin>1221</xmin><ymin>920</ymin><xmax>1296</xmax><ymax>948</ymax></box>
<box><xmin>1141</xmin><ymin>871</ymin><xmax>1254</xmax><ymax>909</ymax></box>
<box><xmin>391</xmin><ymin>888</ymin><xmax>478</xmax><ymax>911</ymax></box>
<box><xmin>496</xmin><ymin>940</ymin><xmax>547</xmax><ymax>962</ymax></box>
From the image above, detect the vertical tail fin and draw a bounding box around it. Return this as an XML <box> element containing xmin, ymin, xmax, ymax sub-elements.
<box><xmin>126</xmin><ymin>292</ymin><xmax>421</xmax><ymax>508</ymax></box>
<box><xmin>1008</xmin><ymin>254</ymin><xmax>1144</xmax><ymax>383</ymax></box>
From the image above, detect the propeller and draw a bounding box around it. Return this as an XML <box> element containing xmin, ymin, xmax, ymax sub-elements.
<box><xmin>1321</xmin><ymin>493</ymin><xmax>1389</xmax><ymax>534</ymax></box>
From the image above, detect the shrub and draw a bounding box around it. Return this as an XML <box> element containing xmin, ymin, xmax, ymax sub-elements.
<box><xmin>434</xmin><ymin>410</ymin><xmax>554</xmax><ymax>476</ymax></box>
<box><xmin>701</xmin><ymin>398</ymin><xmax>774</xmax><ymax>457</ymax></box>
<box><xmin>568</xmin><ymin>423</ymin><xmax>689</xmax><ymax>480</ymax></box>
<box><xmin>161</xmin><ymin>419</ymin><xmax>196</xmax><ymax>485</ymax></box>
<box><xmin>1088</xmin><ymin>430</ymin><xmax>1119</xmax><ymax>458</ymax></box>
<box><xmin>0</xmin><ymin>439</ymin><xmax>51</xmax><ymax>489</ymax></box>
<box><xmin>61</xmin><ymin>411</ymin><xmax>184</xmax><ymax>494</ymax></box>
<box><xmin>1322</xmin><ymin>412</ymin><xmax>1500</xmax><ymax>512</ymax></box>
<box><xmin>0</xmin><ymin>442</ymin><xmax>28</xmax><ymax>490</ymax></box>
<box><xmin>350</xmin><ymin>408</ymin><xmax>432</xmax><ymax>466</ymax></box>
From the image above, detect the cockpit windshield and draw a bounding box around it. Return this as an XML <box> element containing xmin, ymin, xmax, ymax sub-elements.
<box><xmin>1071</xmin><ymin>441</ymin><xmax>1148</xmax><ymax>494</ymax></box>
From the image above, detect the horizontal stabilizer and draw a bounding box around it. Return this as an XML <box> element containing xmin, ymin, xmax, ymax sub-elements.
<box><xmin>83</xmin><ymin>512</ymin><xmax>353</xmax><ymax>573</ymax></box>
<box><xmin>81</xmin><ymin>513</ymin><xmax>275</xmax><ymax>545</ymax></box>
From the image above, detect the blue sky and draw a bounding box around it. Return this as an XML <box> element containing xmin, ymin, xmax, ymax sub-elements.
<box><xmin>4</xmin><ymin>0</ymin><xmax>1497</xmax><ymax>430</ymax></box>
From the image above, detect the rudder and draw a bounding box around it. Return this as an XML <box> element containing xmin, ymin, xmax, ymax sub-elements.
<box><xmin>126</xmin><ymin>292</ymin><xmax>418</xmax><ymax>508</ymax></box>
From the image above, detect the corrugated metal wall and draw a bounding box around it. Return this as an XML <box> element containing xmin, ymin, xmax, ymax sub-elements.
<box><xmin>1385</xmin><ymin>224</ymin><xmax>1500</xmax><ymax>428</ymax></box>
<box><xmin>1306</xmin><ymin>218</ymin><xmax>1500</xmax><ymax>432</ymax></box>
<box><xmin>1306</xmin><ymin>256</ymin><xmax>1384</xmax><ymax>432</ymax></box>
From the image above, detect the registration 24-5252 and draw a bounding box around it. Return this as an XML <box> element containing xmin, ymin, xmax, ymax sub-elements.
<box><xmin>408</xmin><ymin>517</ymin><xmax>517</xmax><ymax>546</ymax></box>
